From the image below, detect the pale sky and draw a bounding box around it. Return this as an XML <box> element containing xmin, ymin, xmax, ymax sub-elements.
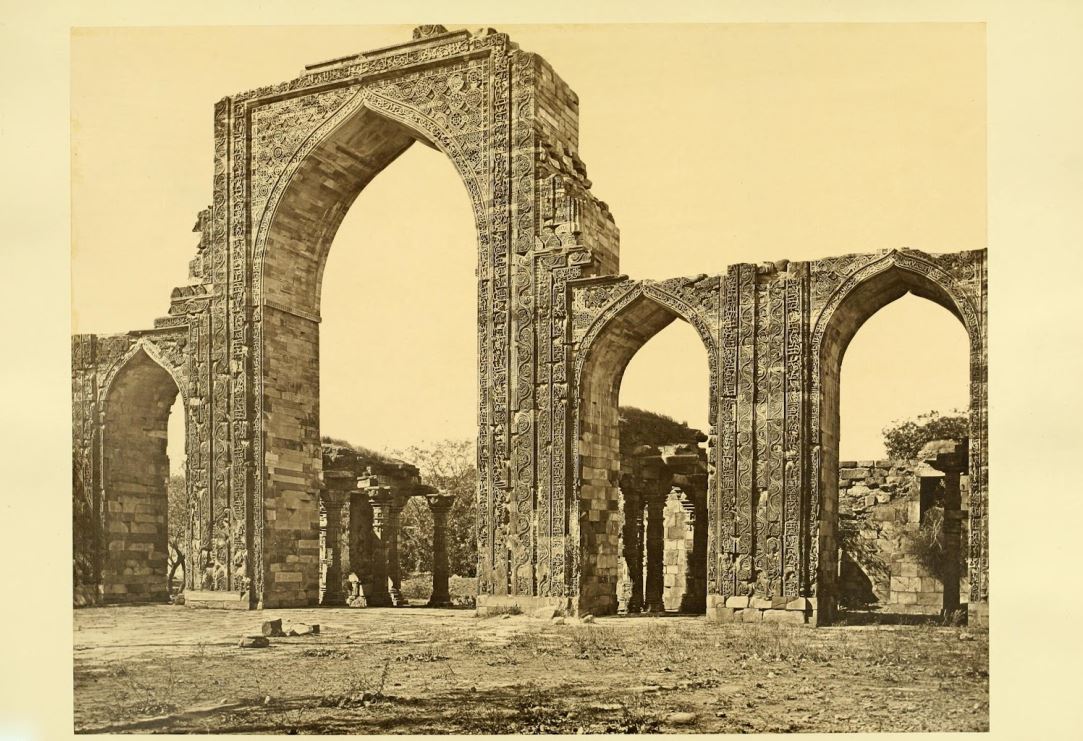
<box><xmin>71</xmin><ymin>24</ymin><xmax>984</xmax><ymax>466</ymax></box>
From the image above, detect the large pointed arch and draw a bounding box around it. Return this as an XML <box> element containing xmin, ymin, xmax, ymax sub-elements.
<box><xmin>810</xmin><ymin>250</ymin><xmax>986</xmax><ymax>623</ymax></box>
<box><xmin>248</xmin><ymin>81</ymin><xmax>488</xmax><ymax>608</ymax></box>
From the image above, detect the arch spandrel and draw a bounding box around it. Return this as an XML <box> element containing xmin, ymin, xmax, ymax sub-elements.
<box><xmin>98</xmin><ymin>335</ymin><xmax>191</xmax><ymax>414</ymax></box>
<box><xmin>810</xmin><ymin>249</ymin><xmax>982</xmax><ymax>359</ymax></box>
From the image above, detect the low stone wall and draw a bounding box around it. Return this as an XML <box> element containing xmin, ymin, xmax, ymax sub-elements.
<box><xmin>838</xmin><ymin>459</ymin><xmax>969</xmax><ymax>615</ymax></box>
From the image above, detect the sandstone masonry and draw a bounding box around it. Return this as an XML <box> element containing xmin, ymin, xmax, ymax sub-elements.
<box><xmin>71</xmin><ymin>25</ymin><xmax>989</xmax><ymax>626</ymax></box>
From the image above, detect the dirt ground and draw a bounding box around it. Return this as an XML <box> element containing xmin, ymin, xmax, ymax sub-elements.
<box><xmin>73</xmin><ymin>605</ymin><xmax>988</xmax><ymax>734</ymax></box>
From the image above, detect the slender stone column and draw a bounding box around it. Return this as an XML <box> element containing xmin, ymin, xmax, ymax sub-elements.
<box><xmin>690</xmin><ymin>488</ymin><xmax>708</xmax><ymax>612</ymax></box>
<box><xmin>940</xmin><ymin>467</ymin><xmax>964</xmax><ymax>616</ymax></box>
<box><xmin>676</xmin><ymin>488</ymin><xmax>708</xmax><ymax>614</ymax></box>
<box><xmin>319</xmin><ymin>490</ymin><xmax>347</xmax><ymax>606</ymax></box>
<box><xmin>622</xmin><ymin>488</ymin><xmax>645</xmax><ymax>613</ymax></box>
<box><xmin>643</xmin><ymin>491</ymin><xmax>666</xmax><ymax>613</ymax></box>
<box><xmin>426</xmin><ymin>493</ymin><xmax>456</xmax><ymax>607</ymax></box>
<box><xmin>387</xmin><ymin>494</ymin><xmax>408</xmax><ymax>606</ymax></box>
<box><xmin>364</xmin><ymin>487</ymin><xmax>394</xmax><ymax>607</ymax></box>
<box><xmin>348</xmin><ymin>490</ymin><xmax>372</xmax><ymax>597</ymax></box>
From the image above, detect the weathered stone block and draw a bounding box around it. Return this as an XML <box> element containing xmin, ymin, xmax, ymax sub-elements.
<box><xmin>763</xmin><ymin>609</ymin><xmax>806</xmax><ymax>625</ymax></box>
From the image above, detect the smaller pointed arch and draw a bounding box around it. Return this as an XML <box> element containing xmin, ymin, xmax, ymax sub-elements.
<box><xmin>573</xmin><ymin>286</ymin><xmax>714</xmax><ymax>616</ymax></box>
<box><xmin>99</xmin><ymin>345</ymin><xmax>185</xmax><ymax>603</ymax></box>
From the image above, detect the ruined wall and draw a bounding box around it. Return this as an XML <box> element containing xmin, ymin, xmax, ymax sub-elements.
<box><xmin>72</xmin><ymin>330</ymin><xmax>192</xmax><ymax>605</ymax></box>
<box><xmin>838</xmin><ymin>459</ymin><xmax>970</xmax><ymax>614</ymax></box>
<box><xmin>72</xmin><ymin>26</ymin><xmax>988</xmax><ymax>621</ymax></box>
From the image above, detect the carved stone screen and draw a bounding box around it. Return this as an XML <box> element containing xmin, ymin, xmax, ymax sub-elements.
<box><xmin>72</xmin><ymin>26</ymin><xmax>987</xmax><ymax>625</ymax></box>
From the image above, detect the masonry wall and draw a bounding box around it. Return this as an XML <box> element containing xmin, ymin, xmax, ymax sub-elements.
<box><xmin>101</xmin><ymin>356</ymin><xmax>179</xmax><ymax>603</ymax></box>
<box><xmin>260</xmin><ymin>307</ymin><xmax>322</xmax><ymax>607</ymax></box>
<box><xmin>662</xmin><ymin>492</ymin><xmax>692</xmax><ymax>611</ymax></box>
<box><xmin>838</xmin><ymin>459</ymin><xmax>970</xmax><ymax>614</ymax></box>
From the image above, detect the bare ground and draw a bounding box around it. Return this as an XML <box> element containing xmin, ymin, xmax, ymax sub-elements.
<box><xmin>73</xmin><ymin>605</ymin><xmax>988</xmax><ymax>734</ymax></box>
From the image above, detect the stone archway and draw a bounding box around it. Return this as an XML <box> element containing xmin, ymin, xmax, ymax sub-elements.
<box><xmin>99</xmin><ymin>347</ymin><xmax>185</xmax><ymax>603</ymax></box>
<box><xmin>573</xmin><ymin>288</ymin><xmax>714</xmax><ymax>616</ymax></box>
<box><xmin>251</xmin><ymin>101</ymin><xmax>483</xmax><ymax>608</ymax></box>
<box><xmin>810</xmin><ymin>252</ymin><xmax>984</xmax><ymax>623</ymax></box>
<box><xmin>71</xmin><ymin>28</ymin><xmax>987</xmax><ymax>621</ymax></box>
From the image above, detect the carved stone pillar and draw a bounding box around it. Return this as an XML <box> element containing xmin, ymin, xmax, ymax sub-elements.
<box><xmin>675</xmin><ymin>489</ymin><xmax>708</xmax><ymax>614</ymax></box>
<box><xmin>387</xmin><ymin>494</ymin><xmax>408</xmax><ymax>606</ymax></box>
<box><xmin>364</xmin><ymin>487</ymin><xmax>394</xmax><ymax>607</ymax></box>
<box><xmin>319</xmin><ymin>489</ymin><xmax>346</xmax><ymax>606</ymax></box>
<box><xmin>348</xmin><ymin>490</ymin><xmax>372</xmax><ymax>598</ymax></box>
<box><xmin>426</xmin><ymin>493</ymin><xmax>456</xmax><ymax>607</ymax></box>
<box><xmin>320</xmin><ymin>470</ymin><xmax>354</xmax><ymax>607</ymax></box>
<box><xmin>941</xmin><ymin>471</ymin><xmax>963</xmax><ymax>615</ymax></box>
<box><xmin>621</xmin><ymin>487</ymin><xmax>645</xmax><ymax>613</ymax></box>
<box><xmin>643</xmin><ymin>491</ymin><xmax>667</xmax><ymax>613</ymax></box>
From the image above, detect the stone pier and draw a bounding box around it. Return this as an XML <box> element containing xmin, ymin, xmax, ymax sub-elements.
<box><xmin>319</xmin><ymin>471</ymin><xmax>353</xmax><ymax>606</ymax></box>
<box><xmin>363</xmin><ymin>486</ymin><xmax>395</xmax><ymax>608</ymax></box>
<box><xmin>426</xmin><ymin>493</ymin><xmax>456</xmax><ymax>608</ymax></box>
<box><xmin>920</xmin><ymin>438</ymin><xmax>969</xmax><ymax>616</ymax></box>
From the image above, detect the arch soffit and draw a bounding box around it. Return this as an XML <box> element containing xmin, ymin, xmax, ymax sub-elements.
<box><xmin>99</xmin><ymin>340</ymin><xmax>187</xmax><ymax>419</ymax></box>
<box><xmin>253</xmin><ymin>86</ymin><xmax>489</xmax><ymax>310</ymax></box>
<box><xmin>574</xmin><ymin>281</ymin><xmax>716</xmax><ymax>396</ymax></box>
<box><xmin>811</xmin><ymin>250</ymin><xmax>982</xmax><ymax>362</ymax></box>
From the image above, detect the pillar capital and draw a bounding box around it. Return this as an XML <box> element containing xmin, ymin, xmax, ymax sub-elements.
<box><xmin>919</xmin><ymin>437</ymin><xmax>969</xmax><ymax>475</ymax></box>
<box><xmin>322</xmin><ymin>469</ymin><xmax>357</xmax><ymax>492</ymax></box>
<box><xmin>426</xmin><ymin>492</ymin><xmax>456</xmax><ymax>514</ymax></box>
<box><xmin>364</xmin><ymin>485</ymin><xmax>396</xmax><ymax>508</ymax></box>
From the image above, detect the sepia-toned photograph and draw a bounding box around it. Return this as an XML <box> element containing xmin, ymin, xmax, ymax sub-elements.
<box><xmin>0</xmin><ymin>3</ymin><xmax>1058</xmax><ymax>738</ymax></box>
<box><xmin>65</xmin><ymin>21</ymin><xmax>996</xmax><ymax>734</ymax></box>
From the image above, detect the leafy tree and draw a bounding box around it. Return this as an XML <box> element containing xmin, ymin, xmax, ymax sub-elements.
<box><xmin>390</xmin><ymin>439</ymin><xmax>478</xmax><ymax>577</ymax></box>
<box><xmin>881</xmin><ymin>409</ymin><xmax>968</xmax><ymax>461</ymax></box>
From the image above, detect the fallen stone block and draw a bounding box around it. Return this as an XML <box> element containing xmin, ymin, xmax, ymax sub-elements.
<box><xmin>764</xmin><ymin>609</ymin><xmax>806</xmax><ymax>625</ymax></box>
<box><xmin>283</xmin><ymin>622</ymin><xmax>319</xmax><ymax>636</ymax></box>
<box><xmin>667</xmin><ymin>712</ymin><xmax>697</xmax><ymax>725</ymax></box>
<box><xmin>238</xmin><ymin>635</ymin><xmax>270</xmax><ymax>648</ymax></box>
<box><xmin>532</xmin><ymin>605</ymin><xmax>558</xmax><ymax>620</ymax></box>
<box><xmin>261</xmin><ymin>618</ymin><xmax>284</xmax><ymax>637</ymax></box>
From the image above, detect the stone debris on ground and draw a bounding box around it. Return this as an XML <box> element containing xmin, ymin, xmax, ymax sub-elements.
<box><xmin>667</xmin><ymin>712</ymin><xmax>698</xmax><ymax>725</ymax></box>
<box><xmin>237</xmin><ymin>635</ymin><xmax>269</xmax><ymax>649</ymax></box>
<box><xmin>533</xmin><ymin>606</ymin><xmax>559</xmax><ymax>620</ymax></box>
<box><xmin>285</xmin><ymin>622</ymin><xmax>320</xmax><ymax>636</ymax></box>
